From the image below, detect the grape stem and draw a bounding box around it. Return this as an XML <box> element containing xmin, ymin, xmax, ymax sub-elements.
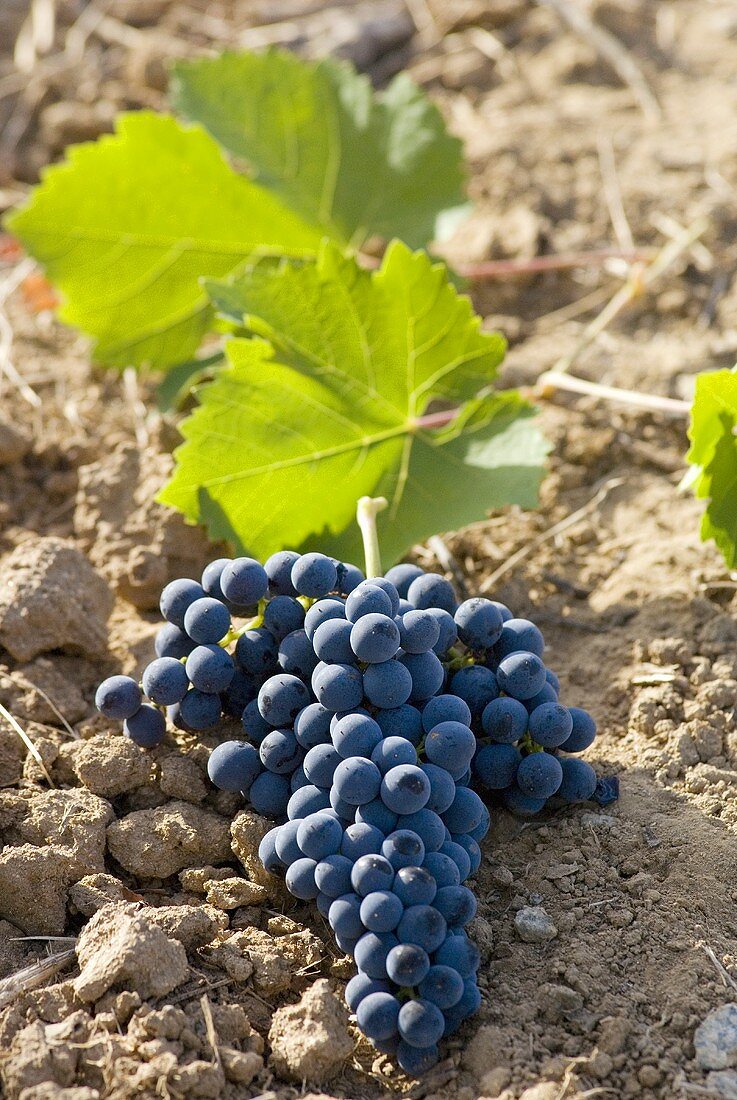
<box><xmin>356</xmin><ymin>496</ymin><xmax>388</xmax><ymax>578</ymax></box>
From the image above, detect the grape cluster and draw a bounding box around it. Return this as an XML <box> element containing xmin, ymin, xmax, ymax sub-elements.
<box><xmin>95</xmin><ymin>551</ymin><xmax>601</xmax><ymax>1075</ymax></box>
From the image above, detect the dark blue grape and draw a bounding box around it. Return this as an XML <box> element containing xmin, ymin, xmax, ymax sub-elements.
<box><xmin>221</xmin><ymin>669</ymin><xmax>258</xmax><ymax>717</ymax></box>
<box><xmin>293</xmin><ymin>702</ymin><xmax>332</xmax><ymax>749</ymax></box>
<box><xmin>154</xmin><ymin>623</ymin><xmax>195</xmax><ymax>660</ymax></box>
<box><xmin>183</xmin><ymin>598</ymin><xmax>231</xmax><ymax>645</ymax></box>
<box><xmin>346</xmin><ymin>583</ymin><xmax>394</xmax><ymax>623</ymax></box>
<box><xmin>427</xmin><ymin>608</ymin><xmax>458</xmax><ymax>656</ymax></box>
<box><xmin>454</xmin><ymin>598</ymin><xmax>504</xmax><ymax>651</ymax></box>
<box><xmin>398</xmin><ymin>610</ymin><xmax>440</xmax><ymax>655</ymax></box>
<box><xmin>496</xmin><ymin>651</ymin><xmax>547</xmax><ymax>700</ymax></box>
<box><xmin>421</xmin><ymin>694</ymin><xmax>472</xmax><ymax>733</ymax></box>
<box><xmin>258</xmin><ymin>674</ymin><xmax>311</xmax><ymax>726</ymax></box>
<box><xmin>278</xmin><ymin>629</ymin><xmax>319</xmax><ymax>679</ymax></box>
<box><xmin>201</xmin><ymin>558</ymin><xmax>231</xmax><ymax>601</ymax></box>
<box><xmin>502</xmin><ymin>785</ymin><xmax>547</xmax><ymax>816</ymax></box>
<box><xmin>560</xmin><ymin>706</ymin><xmax>596</xmax><ymax>753</ymax></box>
<box><xmin>207</xmin><ymin>740</ymin><xmax>261</xmax><ymax>791</ymax></box>
<box><xmin>303</xmin><ymin>743</ymin><xmax>341</xmax><ymax>787</ymax></box>
<box><xmin>364</xmin><ymin>577</ymin><xmax>400</xmax><ymax>616</ymax></box>
<box><xmin>341</xmin><ymin>822</ymin><xmax>384</xmax><ymax>861</ymax></box>
<box><xmin>398</xmin><ymin>999</ymin><xmax>444</xmax><ymax>1048</ymax></box>
<box><xmin>314</xmin><ymin>854</ymin><xmax>353</xmax><ymax>897</ymax></box>
<box><xmin>335</xmin><ymin>561</ymin><xmax>365</xmax><ymax>595</ymax></box>
<box><xmin>393</xmin><ymin>865</ymin><xmax>437</xmax><ymax>907</ymax></box>
<box><xmin>142</xmin><ymin>657</ymin><xmax>190</xmax><ymax>705</ymax></box>
<box><xmin>384</xmin><ymin>563</ymin><xmax>425</xmax><ymax>598</ymax></box>
<box><xmin>332</xmin><ymin>712</ymin><xmax>382</xmax><ymax>759</ymax></box>
<box><xmin>297</xmin><ymin>812</ymin><xmax>343</xmax><ymax>860</ymax></box>
<box><xmin>345</xmin><ymin>973</ymin><xmax>391</xmax><ymax>1013</ymax></box>
<box><xmin>453</xmin><ymin>833</ymin><xmax>482</xmax><ymax>875</ymax></box>
<box><xmin>249</xmin><ymin>771</ymin><xmax>291</xmax><ymax>817</ymax></box>
<box><xmin>376</xmin><ymin>705</ymin><xmax>424</xmax><ymax>745</ymax></box>
<box><xmin>160</xmin><ymin>578</ymin><xmax>205</xmax><ymax>628</ymax></box>
<box><xmin>371</xmin><ymin>736</ymin><xmax>417</xmax><ymax>774</ymax></box>
<box><xmin>396</xmin><ymin>1042</ymin><xmax>439</xmax><ymax>1075</ymax></box>
<box><xmin>287</xmin><ymin>785</ymin><xmax>331</xmax><ymax>820</ymax></box>
<box><xmin>422</xmin><ymin>852</ymin><xmax>461</xmax><ymax>888</ymax></box>
<box><xmin>439</xmin><ymin>839</ymin><xmax>472</xmax><ymax>883</ymax></box>
<box><xmin>235</xmin><ymin>628</ymin><xmax>278</xmax><ymax>675</ymax></box>
<box><xmin>407</xmin><ymin>573</ymin><xmax>456</xmax><ymax>614</ymax></box>
<box><xmin>263</xmin><ymin>595</ymin><xmax>305</xmax><ymax>641</ymax></box>
<box><xmin>285</xmin><ymin>856</ymin><xmax>319</xmax><ymax>900</ymax></box>
<box><xmin>264</xmin><ymin>550</ymin><xmax>300</xmax><ymax>596</ymax></box>
<box><xmin>481</xmin><ymin>696</ymin><xmax>528</xmax><ymax>743</ymax></box>
<box><xmin>399</xmin><ymin>809</ymin><xmax>445</xmax><ymax>853</ymax></box>
<box><xmin>304</xmin><ymin>598</ymin><xmax>345</xmax><ymax>640</ymax></box>
<box><xmin>494</xmin><ymin>617</ymin><xmax>545</xmax><ymax>659</ymax></box>
<box><xmin>329</xmin><ymin>893</ymin><xmax>364</xmax><ymax>940</ymax></box>
<box><xmin>557</xmin><ymin>757</ymin><xmax>597</xmax><ymax>802</ymax></box>
<box><xmin>355</xmin><ymin>931</ymin><xmax>399</xmax><ymax>980</ymax></box>
<box><xmin>360</xmin><ymin>890</ymin><xmax>404</xmax><ymax>932</ymax></box>
<box><xmin>351</xmin><ymin>614</ymin><xmax>401</xmax><ymax>663</ymax></box>
<box><xmin>442</xmin><ymin>787</ymin><xmax>485</xmax><ymax>834</ymax></box>
<box><xmin>419</xmin><ymin>764</ymin><xmax>456</xmax><ymax>815</ymax></box>
<box><xmin>185</xmin><ymin>645</ymin><xmax>235</xmax><ymax>694</ymax></box>
<box><xmin>221</xmin><ymin>557</ymin><xmax>268</xmax><ymax>606</ymax></box>
<box><xmin>474</xmin><ymin>743</ymin><xmax>521</xmax><ymax>789</ymax></box>
<box><xmin>381</xmin><ymin>765</ymin><xmax>431</xmax><ymax>814</ymax></box>
<box><xmin>351</xmin><ymin>853</ymin><xmax>395</xmax><ymax>896</ymax></box>
<box><xmin>178</xmin><ymin>688</ymin><xmax>222</xmax><ymax>730</ymax></box>
<box><xmin>449</xmin><ymin>665</ymin><xmax>499</xmax><ymax>721</ymax></box>
<box><xmin>124</xmin><ymin>704</ymin><xmax>165</xmax><ymax>747</ymax></box>
<box><xmin>516</xmin><ymin>752</ymin><xmax>563</xmax><ymax>798</ymax></box>
<box><xmin>259</xmin><ymin>728</ymin><xmax>302</xmax><ymax>774</ymax></box>
<box><xmin>524</xmin><ymin>681</ymin><xmax>559</xmax><ymax>712</ymax></box>
<box><xmin>241</xmin><ymin>698</ymin><xmax>271</xmax><ymax>744</ymax></box>
<box><xmin>312</xmin><ymin>618</ymin><xmax>354</xmax><ymax>663</ymax></box>
<box><xmin>397</xmin><ymin>905</ymin><xmax>447</xmax><ymax>953</ymax></box>
<box><xmin>96</xmin><ymin>675</ymin><xmax>142</xmax><ymax>720</ymax></box>
<box><xmin>312</xmin><ymin>663</ymin><xmax>364</xmax><ymax>712</ymax></box>
<box><xmin>274</xmin><ymin>819</ymin><xmax>303</xmax><ymax>865</ymax></box>
<box><xmin>434</xmin><ymin>885</ymin><xmax>477</xmax><ymax>926</ymax></box>
<box><xmin>357</xmin><ymin>991</ymin><xmax>401</xmax><ymax>1041</ymax></box>
<box><xmin>433</xmin><ymin>933</ymin><xmax>479</xmax><ymax>978</ymax></box>
<box><xmin>424</xmin><ymin>721</ymin><xmax>475</xmax><ymax>780</ymax></box>
<box><xmin>386</xmin><ymin>942</ymin><xmax>430</xmax><ymax>986</ymax></box>
<box><xmin>528</xmin><ymin>702</ymin><xmax>573</xmax><ymax>748</ymax></box>
<box><xmin>382</xmin><ymin>829</ymin><xmax>425</xmax><ymax>870</ymax></box>
<box><xmin>355</xmin><ymin>799</ymin><xmax>398</xmax><ymax>835</ymax></box>
<box><xmin>333</xmin><ymin>757</ymin><xmax>382</xmax><ymax>805</ymax></box>
<box><xmin>292</xmin><ymin>553</ymin><xmax>337</xmax><ymax>598</ymax></box>
<box><xmin>258</xmin><ymin>827</ymin><xmax>284</xmax><ymax>875</ymax></box>
<box><xmin>401</xmin><ymin>651</ymin><xmax>445</xmax><ymax>702</ymax></box>
<box><xmin>364</xmin><ymin>661</ymin><xmax>413</xmax><ymax>709</ymax></box>
<box><xmin>419</xmin><ymin>965</ymin><xmax>464</xmax><ymax>1009</ymax></box>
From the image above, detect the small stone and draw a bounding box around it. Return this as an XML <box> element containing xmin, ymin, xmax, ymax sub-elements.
<box><xmin>695</xmin><ymin>1004</ymin><xmax>737</xmax><ymax>1070</ymax></box>
<box><xmin>221</xmin><ymin>1049</ymin><xmax>263</xmax><ymax>1085</ymax></box>
<box><xmin>269</xmin><ymin>980</ymin><xmax>353</xmax><ymax>1083</ymax></box>
<box><xmin>106</xmin><ymin>801</ymin><xmax>231</xmax><ymax>879</ymax></box>
<box><xmin>16</xmin><ymin>788</ymin><xmax>113</xmax><ymax>881</ymax></box>
<box><xmin>142</xmin><ymin>904</ymin><xmax>227</xmax><ymax>948</ymax></box>
<box><xmin>0</xmin><ymin>845</ymin><xmax>71</xmax><ymax>934</ymax></box>
<box><xmin>179</xmin><ymin>866</ymin><xmax>234</xmax><ymax>893</ymax></box>
<box><xmin>205</xmin><ymin>877</ymin><xmax>268</xmax><ymax>910</ymax></box>
<box><xmin>67</xmin><ymin>734</ymin><xmax>151</xmax><ymax>798</ymax></box>
<box><xmin>0</xmin><ymin>539</ymin><xmax>113</xmax><ymax>662</ymax></box>
<box><xmin>489</xmin><ymin>865</ymin><xmax>514</xmax><ymax>887</ymax></box>
<box><xmin>480</xmin><ymin>1067</ymin><xmax>512</xmax><ymax>1096</ymax></box>
<box><xmin>707</xmin><ymin>1070</ymin><xmax>737</xmax><ymax>1099</ymax></box>
<box><xmin>0</xmin><ymin>419</ymin><xmax>31</xmax><ymax>465</ymax></box>
<box><xmin>637</xmin><ymin>1064</ymin><xmax>661</xmax><ymax>1087</ymax></box>
<box><xmin>74</xmin><ymin>903</ymin><xmax>189</xmax><ymax>1002</ymax></box>
<box><xmin>69</xmin><ymin>874</ymin><xmax>139</xmax><ymax>916</ymax></box>
<box><xmin>514</xmin><ymin>906</ymin><xmax>558</xmax><ymax>943</ymax></box>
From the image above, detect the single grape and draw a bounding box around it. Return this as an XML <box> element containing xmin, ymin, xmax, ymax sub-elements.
<box><xmin>142</xmin><ymin>657</ymin><xmax>190</xmax><ymax>705</ymax></box>
<box><xmin>516</xmin><ymin>751</ymin><xmax>563</xmax><ymax>799</ymax></box>
<box><xmin>393</xmin><ymin>865</ymin><xmax>437</xmax><ymax>907</ymax></box>
<box><xmin>496</xmin><ymin>651</ymin><xmax>547</xmax><ymax>701</ymax></box>
<box><xmin>560</xmin><ymin>706</ymin><xmax>597</xmax><ymax>753</ymax></box>
<box><xmin>341</xmin><ymin>822</ymin><xmax>385</xmax><ymax>861</ymax></box>
<box><xmin>329</xmin><ymin>893</ymin><xmax>365</xmax><ymax>941</ymax></box>
<box><xmin>382</xmin><ymin>829</ymin><xmax>425</xmax><ymax>870</ymax></box>
<box><xmin>419</xmin><ymin>764</ymin><xmax>457</xmax><ymax>815</ymax></box>
<box><xmin>528</xmin><ymin>702</ymin><xmax>574</xmax><ymax>748</ymax></box>
<box><xmin>297</xmin><ymin>812</ymin><xmax>343</xmax><ymax>860</ymax></box>
<box><xmin>363</xmin><ymin>661</ymin><xmax>413</xmax><ymax>709</ymax></box>
<box><xmin>258</xmin><ymin>827</ymin><xmax>284</xmax><ymax>875</ymax></box>
<box><xmin>360</xmin><ymin>890</ymin><xmax>404</xmax><ymax>933</ymax></box>
<box><xmin>385</xmin><ymin>942</ymin><xmax>430</xmax><ymax>987</ymax></box>
<box><xmin>384</xmin><ymin>563</ymin><xmax>425</xmax><ymax>598</ymax></box>
<box><xmin>312</xmin><ymin>663</ymin><xmax>364</xmax><ymax>713</ymax></box>
<box><xmin>285</xmin><ymin>857</ymin><xmax>319</xmax><ymax>900</ymax></box>
<box><xmin>355</xmin><ymin>799</ymin><xmax>398</xmax><ymax>835</ymax></box>
<box><xmin>381</xmin><ymin>765</ymin><xmax>431</xmax><ymax>815</ymax></box>
<box><xmin>235</xmin><ymin>628</ymin><xmax>278</xmax><ymax>675</ymax></box>
<box><xmin>426</xmin><ymin>608</ymin><xmax>458</xmax><ymax>656</ymax></box>
<box><xmin>154</xmin><ymin>622</ymin><xmax>195</xmax><ymax>660</ymax></box>
<box><xmin>424</xmin><ymin>721</ymin><xmax>476</xmax><ymax>780</ymax></box>
<box><xmin>303</xmin><ymin>743</ymin><xmax>342</xmax><ymax>787</ymax></box>
<box><xmin>314</xmin><ymin>854</ymin><xmax>354</xmax><ymax>898</ymax></box>
<box><xmin>292</xmin><ymin>553</ymin><xmax>337</xmax><ymax>598</ymax></box>
<box><xmin>422</xmin><ymin>851</ymin><xmax>461</xmax><ymax>889</ymax></box>
<box><xmin>278</xmin><ymin>629</ymin><xmax>319</xmax><ymax>680</ymax></box>
<box><xmin>364</xmin><ymin>577</ymin><xmax>400</xmax><ymax>616</ymax></box>
<box><xmin>371</xmin><ymin>736</ymin><xmax>417</xmax><ymax>774</ymax></box>
<box><xmin>434</xmin><ymin>885</ymin><xmax>477</xmax><ymax>926</ymax></box>
<box><xmin>398</xmin><ymin>610</ymin><xmax>440</xmax><ymax>655</ymax></box>
<box><xmin>407</xmin><ymin>574</ymin><xmax>456</xmax><ymax>614</ymax></box>
<box><xmin>453</xmin><ymin>833</ymin><xmax>482</xmax><ymax>875</ymax></box>
<box><xmin>357</xmin><ymin>992</ymin><xmax>401</xmax><ymax>1041</ymax></box>
<box><xmin>185</xmin><ymin>645</ymin><xmax>235</xmax><ymax>694</ymax></box>
<box><xmin>502</xmin><ymin>785</ymin><xmax>547</xmax><ymax>816</ymax></box>
<box><xmin>418</xmin><ymin>965</ymin><xmax>464</xmax><ymax>1009</ymax></box>
<box><xmin>221</xmin><ymin>557</ymin><xmax>268</xmax><ymax>606</ymax></box>
<box><xmin>433</xmin><ymin>933</ymin><xmax>480</xmax><ymax>978</ymax></box>
<box><xmin>351</xmin><ymin>853</ymin><xmax>395</xmax><ymax>896</ymax></box>
<box><xmin>312</xmin><ymin>618</ymin><xmax>354</xmax><ymax>664</ymax></box>
<box><xmin>396</xmin><ymin>1042</ymin><xmax>439</xmax><ymax>1075</ymax></box>
<box><xmin>376</xmin><ymin>705</ymin><xmax>424</xmax><ymax>744</ymax></box>
<box><xmin>259</xmin><ymin>728</ymin><xmax>303</xmax><ymax>775</ymax></box>
<box><xmin>242</xmin><ymin>698</ymin><xmax>272</xmax><ymax>744</ymax></box>
<box><xmin>95</xmin><ymin>675</ymin><xmax>142</xmax><ymax>720</ymax></box>
<box><xmin>449</xmin><ymin>665</ymin><xmax>499</xmax><ymax>721</ymax></box>
<box><xmin>494</xmin><ymin>617</ymin><xmax>545</xmax><ymax>659</ymax></box>
<box><xmin>439</xmin><ymin>840</ymin><xmax>472</xmax><ymax>883</ymax></box>
<box><xmin>333</xmin><ymin>757</ymin><xmax>382</xmax><ymax>806</ymax></box>
<box><xmin>345</xmin><ymin>974</ymin><xmax>391</xmax><ymax>1013</ymax></box>
<box><xmin>346</xmin><ymin>583</ymin><xmax>394</xmax><ymax>623</ymax></box>
<box><xmin>178</xmin><ymin>688</ymin><xmax>222</xmax><ymax>730</ymax></box>
<box><xmin>160</xmin><ymin>578</ymin><xmax>205</xmax><ymax>628</ymax></box>
<box><xmin>262</xmin><ymin>595</ymin><xmax>305</xmax><ymax>641</ymax></box>
<box><xmin>524</xmin><ymin>682</ymin><xmax>559</xmax><ymax>712</ymax></box>
<box><xmin>258</xmin><ymin>674</ymin><xmax>311</xmax><ymax>726</ymax></box>
<box><xmin>421</xmin><ymin>694</ymin><xmax>472</xmax><ymax>733</ymax></box>
<box><xmin>207</xmin><ymin>740</ymin><xmax>261</xmax><ymax>792</ymax></box>
<box><xmin>397</xmin><ymin>904</ymin><xmax>447</xmax><ymax>953</ymax></box>
<box><xmin>398</xmin><ymin>999</ymin><xmax>445</xmax><ymax>1049</ymax></box>
<box><xmin>264</xmin><ymin>550</ymin><xmax>300</xmax><ymax>596</ymax></box>
<box><xmin>329</xmin><ymin>787</ymin><xmax>357</xmax><ymax>822</ymax></box>
<box><xmin>201</xmin><ymin>558</ymin><xmax>232</xmax><ymax>601</ymax></box>
<box><xmin>351</xmin><ymin>613</ymin><xmax>401</xmax><ymax>664</ymax></box>
<box><xmin>294</xmin><ymin>703</ymin><xmax>332</xmax><ymax>750</ymax></box>
<box><xmin>481</xmin><ymin>696</ymin><xmax>528</xmax><ymax>743</ymax></box>
<box><xmin>274</xmin><ymin>819</ymin><xmax>303</xmax><ymax>865</ymax></box>
<box><xmin>287</xmin><ymin>785</ymin><xmax>331</xmax><ymax>820</ymax></box>
<box><xmin>557</xmin><ymin>757</ymin><xmax>597</xmax><ymax>802</ymax></box>
<box><xmin>249</xmin><ymin>771</ymin><xmax>291</xmax><ymax>818</ymax></box>
<box><xmin>354</xmin><ymin>931</ymin><xmax>399</xmax><ymax>980</ymax></box>
<box><xmin>546</xmin><ymin>667</ymin><xmax>561</xmax><ymax>692</ymax></box>
<box><xmin>332</xmin><ymin>712</ymin><xmax>382</xmax><ymax>759</ymax></box>
<box><xmin>401</xmin><ymin>651</ymin><xmax>445</xmax><ymax>702</ymax></box>
<box><xmin>474</xmin><ymin>743</ymin><xmax>521</xmax><ymax>789</ymax></box>
<box><xmin>454</xmin><ymin>598</ymin><xmax>504</xmax><ymax>651</ymax></box>
<box><xmin>124</xmin><ymin>704</ymin><xmax>165</xmax><ymax>747</ymax></box>
<box><xmin>183</xmin><ymin>597</ymin><xmax>231</xmax><ymax>645</ymax></box>
<box><xmin>442</xmin><ymin>787</ymin><xmax>485</xmax><ymax>835</ymax></box>
<box><xmin>304</xmin><ymin>598</ymin><xmax>345</xmax><ymax>640</ymax></box>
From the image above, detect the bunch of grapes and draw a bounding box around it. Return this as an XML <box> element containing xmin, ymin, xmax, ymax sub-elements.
<box><xmin>96</xmin><ymin>549</ymin><xmax>601</xmax><ymax>1075</ymax></box>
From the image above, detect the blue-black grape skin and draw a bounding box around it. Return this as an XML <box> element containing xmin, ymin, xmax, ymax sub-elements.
<box><xmin>97</xmin><ymin>549</ymin><xmax>603</xmax><ymax>1079</ymax></box>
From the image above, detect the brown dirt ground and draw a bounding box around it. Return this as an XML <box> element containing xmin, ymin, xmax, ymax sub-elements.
<box><xmin>2</xmin><ymin>1</ymin><xmax>737</xmax><ymax>1098</ymax></box>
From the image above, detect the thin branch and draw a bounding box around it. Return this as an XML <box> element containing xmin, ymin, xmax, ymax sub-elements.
<box><xmin>0</xmin><ymin>701</ymin><xmax>56</xmax><ymax>786</ymax></box>
<box><xmin>538</xmin><ymin>0</ymin><xmax>661</xmax><ymax>121</ymax></box>
<box><xmin>0</xmin><ymin>947</ymin><xmax>76</xmax><ymax>1010</ymax></box>
<box><xmin>597</xmin><ymin>135</ymin><xmax>634</xmax><ymax>252</ymax></box>
<box><xmin>480</xmin><ymin>477</ymin><xmax>626</xmax><ymax>593</ymax></box>
<box><xmin>537</xmin><ymin>371</ymin><xmax>690</xmax><ymax>418</ymax></box>
<box><xmin>456</xmin><ymin>247</ymin><xmax>654</xmax><ymax>280</ymax></box>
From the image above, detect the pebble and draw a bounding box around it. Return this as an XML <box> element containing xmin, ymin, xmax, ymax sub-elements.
<box><xmin>695</xmin><ymin>1004</ymin><xmax>737</xmax><ymax>1070</ymax></box>
<box><xmin>708</xmin><ymin>1070</ymin><xmax>737</xmax><ymax>1099</ymax></box>
<box><xmin>514</xmin><ymin>906</ymin><xmax>558</xmax><ymax>943</ymax></box>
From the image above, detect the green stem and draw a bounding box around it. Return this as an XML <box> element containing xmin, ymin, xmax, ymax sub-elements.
<box><xmin>356</xmin><ymin>496</ymin><xmax>388</xmax><ymax>578</ymax></box>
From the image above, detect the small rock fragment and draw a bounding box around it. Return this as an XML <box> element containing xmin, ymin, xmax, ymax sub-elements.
<box><xmin>141</xmin><ymin>904</ymin><xmax>227</xmax><ymax>948</ymax></box>
<box><xmin>16</xmin><ymin>788</ymin><xmax>113</xmax><ymax>880</ymax></box>
<box><xmin>221</xmin><ymin>1049</ymin><xmax>263</xmax><ymax>1085</ymax></box>
<box><xmin>179</xmin><ymin>866</ymin><xmax>234</xmax><ymax>893</ymax></box>
<box><xmin>66</xmin><ymin>734</ymin><xmax>151</xmax><ymax>798</ymax></box>
<box><xmin>235</xmin><ymin>929</ymin><xmax>293</xmax><ymax>996</ymax></box>
<box><xmin>515</xmin><ymin>906</ymin><xmax>558</xmax><ymax>943</ymax></box>
<box><xmin>106</xmin><ymin>801</ymin><xmax>231</xmax><ymax>879</ymax></box>
<box><xmin>69</xmin><ymin>874</ymin><xmax>140</xmax><ymax>916</ymax></box>
<box><xmin>695</xmin><ymin>1004</ymin><xmax>737</xmax><ymax>1070</ymax></box>
<box><xmin>159</xmin><ymin>755</ymin><xmax>208</xmax><ymax>803</ymax></box>
<box><xmin>268</xmin><ymin>980</ymin><xmax>353</xmax><ymax>1083</ymax></box>
<box><xmin>205</xmin><ymin>877</ymin><xmax>268</xmax><ymax>910</ymax></box>
<box><xmin>707</xmin><ymin>1070</ymin><xmax>737</xmax><ymax>1099</ymax></box>
<box><xmin>0</xmin><ymin>538</ymin><xmax>113</xmax><ymax>662</ymax></box>
<box><xmin>74</xmin><ymin>903</ymin><xmax>188</xmax><ymax>1002</ymax></box>
<box><xmin>0</xmin><ymin>846</ymin><xmax>71</xmax><ymax>934</ymax></box>
<box><xmin>0</xmin><ymin>1019</ymin><xmax>77</xmax><ymax>1100</ymax></box>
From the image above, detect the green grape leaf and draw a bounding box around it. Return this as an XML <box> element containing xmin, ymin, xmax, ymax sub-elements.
<box><xmin>6</xmin><ymin>113</ymin><xmax>323</xmax><ymax>368</ymax></box>
<box><xmin>159</xmin><ymin>241</ymin><xmax>549</xmax><ymax>564</ymax></box>
<box><xmin>685</xmin><ymin>367</ymin><xmax>737</xmax><ymax>567</ymax></box>
<box><xmin>171</xmin><ymin>49</ymin><xmax>467</xmax><ymax>250</ymax></box>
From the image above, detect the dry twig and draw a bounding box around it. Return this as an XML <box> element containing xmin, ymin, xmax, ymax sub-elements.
<box><xmin>0</xmin><ymin>700</ymin><xmax>56</xmax><ymax>786</ymax></box>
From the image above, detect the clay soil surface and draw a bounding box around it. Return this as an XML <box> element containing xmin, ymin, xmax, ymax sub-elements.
<box><xmin>2</xmin><ymin>2</ymin><xmax>737</xmax><ymax>1099</ymax></box>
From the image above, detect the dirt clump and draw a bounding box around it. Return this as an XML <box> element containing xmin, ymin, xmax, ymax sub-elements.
<box><xmin>63</xmin><ymin>733</ymin><xmax>152</xmax><ymax>799</ymax></box>
<box><xmin>106</xmin><ymin>800</ymin><xmax>231</xmax><ymax>879</ymax></box>
<box><xmin>269</xmin><ymin>980</ymin><xmax>354</xmax><ymax>1083</ymax></box>
<box><xmin>0</xmin><ymin>844</ymin><xmax>74</xmax><ymax>934</ymax></box>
